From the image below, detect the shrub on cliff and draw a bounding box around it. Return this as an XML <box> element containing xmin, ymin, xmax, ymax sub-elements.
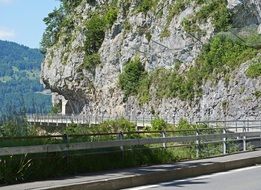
<box><xmin>246</xmin><ymin>62</ymin><xmax>261</xmax><ymax>78</ymax></box>
<box><xmin>119</xmin><ymin>57</ymin><xmax>145</xmax><ymax>99</ymax></box>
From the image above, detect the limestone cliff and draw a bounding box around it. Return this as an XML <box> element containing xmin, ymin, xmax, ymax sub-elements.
<box><xmin>41</xmin><ymin>0</ymin><xmax>261</xmax><ymax>122</ymax></box>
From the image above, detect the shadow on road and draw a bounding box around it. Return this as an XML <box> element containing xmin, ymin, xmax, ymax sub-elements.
<box><xmin>149</xmin><ymin>178</ymin><xmax>208</xmax><ymax>189</ymax></box>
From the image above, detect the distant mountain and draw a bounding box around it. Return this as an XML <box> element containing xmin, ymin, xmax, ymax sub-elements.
<box><xmin>0</xmin><ymin>40</ymin><xmax>51</xmax><ymax>121</ymax></box>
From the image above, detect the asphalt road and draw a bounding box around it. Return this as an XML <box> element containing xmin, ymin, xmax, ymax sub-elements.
<box><xmin>125</xmin><ymin>165</ymin><xmax>261</xmax><ymax>190</ymax></box>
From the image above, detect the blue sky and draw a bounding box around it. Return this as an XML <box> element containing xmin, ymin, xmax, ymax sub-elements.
<box><xmin>0</xmin><ymin>0</ymin><xmax>60</xmax><ymax>48</ymax></box>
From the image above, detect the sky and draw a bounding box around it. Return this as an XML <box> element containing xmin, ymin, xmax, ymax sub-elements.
<box><xmin>0</xmin><ymin>0</ymin><xmax>60</xmax><ymax>48</ymax></box>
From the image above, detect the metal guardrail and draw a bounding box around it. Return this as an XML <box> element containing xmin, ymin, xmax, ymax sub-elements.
<box><xmin>26</xmin><ymin>114</ymin><xmax>156</xmax><ymax>127</ymax></box>
<box><xmin>197</xmin><ymin>120</ymin><xmax>261</xmax><ymax>133</ymax></box>
<box><xmin>1</xmin><ymin>126</ymin><xmax>261</xmax><ymax>157</ymax></box>
<box><xmin>27</xmin><ymin>115</ymin><xmax>261</xmax><ymax>129</ymax></box>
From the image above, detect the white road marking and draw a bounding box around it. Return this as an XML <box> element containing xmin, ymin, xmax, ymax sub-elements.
<box><xmin>124</xmin><ymin>165</ymin><xmax>261</xmax><ymax>190</ymax></box>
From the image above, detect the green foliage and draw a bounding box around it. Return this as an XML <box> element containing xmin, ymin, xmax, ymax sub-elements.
<box><xmin>0</xmin><ymin>147</ymin><xmax>182</xmax><ymax>185</ymax></box>
<box><xmin>0</xmin><ymin>155</ymin><xmax>32</xmax><ymax>184</ymax></box>
<box><xmin>0</xmin><ymin>117</ymin><xmax>39</xmax><ymax>138</ymax></box>
<box><xmin>105</xmin><ymin>6</ymin><xmax>118</xmax><ymax>27</ymax></box>
<box><xmin>254</xmin><ymin>91</ymin><xmax>261</xmax><ymax>99</ymax></box>
<box><xmin>83</xmin><ymin>53</ymin><xmax>101</xmax><ymax>70</ymax></box>
<box><xmin>197</xmin><ymin>35</ymin><xmax>257</xmax><ymax>78</ymax></box>
<box><xmin>83</xmin><ymin>4</ymin><xmax>118</xmax><ymax>71</ymax></box>
<box><xmin>145</xmin><ymin>32</ymin><xmax>152</xmax><ymax>42</ymax></box>
<box><xmin>60</xmin><ymin>0</ymin><xmax>83</xmax><ymax>12</ymax></box>
<box><xmin>41</xmin><ymin>7</ymin><xmax>64</xmax><ymax>53</ymax></box>
<box><xmin>246</xmin><ymin>62</ymin><xmax>261</xmax><ymax>78</ymax></box>
<box><xmin>0</xmin><ymin>118</ymin><xmax>240</xmax><ymax>184</ymax></box>
<box><xmin>244</xmin><ymin>34</ymin><xmax>261</xmax><ymax>48</ymax></box>
<box><xmin>84</xmin><ymin>5</ymin><xmax>118</xmax><ymax>54</ymax></box>
<box><xmin>124</xmin><ymin>20</ymin><xmax>132</xmax><ymax>31</ymax></box>
<box><xmin>41</xmin><ymin>0</ymin><xmax>84</xmax><ymax>53</ymax></box>
<box><xmin>182</xmin><ymin>0</ymin><xmax>231</xmax><ymax>35</ymax></box>
<box><xmin>151</xmin><ymin>118</ymin><xmax>168</xmax><ymax>131</ymax></box>
<box><xmin>135</xmin><ymin>35</ymin><xmax>258</xmax><ymax>102</ymax></box>
<box><xmin>161</xmin><ymin>0</ymin><xmax>229</xmax><ymax>38</ymax></box>
<box><xmin>136</xmin><ymin>0</ymin><xmax>158</xmax><ymax>13</ymax></box>
<box><xmin>210</xmin><ymin>1</ymin><xmax>231</xmax><ymax>31</ymax></box>
<box><xmin>176</xmin><ymin>118</ymin><xmax>194</xmax><ymax>130</ymax></box>
<box><xmin>168</xmin><ymin>0</ymin><xmax>189</xmax><ymax>17</ymax></box>
<box><xmin>119</xmin><ymin>57</ymin><xmax>146</xmax><ymax>99</ymax></box>
<box><xmin>182</xmin><ymin>18</ymin><xmax>202</xmax><ymax>34</ymax></box>
<box><xmin>99</xmin><ymin>118</ymin><xmax>136</xmax><ymax>133</ymax></box>
<box><xmin>160</xmin><ymin>28</ymin><xmax>171</xmax><ymax>38</ymax></box>
<box><xmin>50</xmin><ymin>103</ymin><xmax>62</xmax><ymax>115</ymax></box>
<box><xmin>161</xmin><ymin>0</ymin><xmax>190</xmax><ymax>38</ymax></box>
<box><xmin>65</xmin><ymin>118</ymin><xmax>136</xmax><ymax>135</ymax></box>
<box><xmin>84</xmin><ymin>14</ymin><xmax>107</xmax><ymax>55</ymax></box>
<box><xmin>175</xmin><ymin>118</ymin><xmax>202</xmax><ymax>135</ymax></box>
<box><xmin>0</xmin><ymin>121</ymin><xmax>26</xmax><ymax>137</ymax></box>
<box><xmin>137</xmin><ymin>74</ymin><xmax>151</xmax><ymax>104</ymax></box>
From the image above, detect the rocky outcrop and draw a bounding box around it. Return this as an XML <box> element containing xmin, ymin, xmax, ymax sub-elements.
<box><xmin>41</xmin><ymin>0</ymin><xmax>261</xmax><ymax>122</ymax></box>
<box><xmin>229</xmin><ymin>0</ymin><xmax>261</xmax><ymax>27</ymax></box>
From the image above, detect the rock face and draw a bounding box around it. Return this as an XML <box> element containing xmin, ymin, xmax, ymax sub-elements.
<box><xmin>41</xmin><ymin>0</ymin><xmax>261</xmax><ymax>122</ymax></box>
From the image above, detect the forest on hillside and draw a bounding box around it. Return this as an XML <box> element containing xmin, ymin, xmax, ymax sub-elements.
<box><xmin>0</xmin><ymin>40</ymin><xmax>51</xmax><ymax>122</ymax></box>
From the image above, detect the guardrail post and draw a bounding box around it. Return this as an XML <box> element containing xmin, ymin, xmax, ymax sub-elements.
<box><xmin>243</xmin><ymin>126</ymin><xmax>246</xmax><ymax>151</ymax></box>
<box><xmin>56</xmin><ymin>116</ymin><xmax>58</xmax><ymax>126</ymax></box>
<box><xmin>223</xmin><ymin>128</ymin><xmax>227</xmax><ymax>155</ymax></box>
<box><xmin>63</xmin><ymin>134</ymin><xmax>69</xmax><ymax>144</ymax></box>
<box><xmin>47</xmin><ymin>115</ymin><xmax>49</xmax><ymax>126</ymax></box>
<box><xmin>40</xmin><ymin>114</ymin><xmax>42</xmax><ymax>125</ymax></box>
<box><xmin>143</xmin><ymin>113</ymin><xmax>145</xmax><ymax>127</ymax></box>
<box><xmin>118</xmin><ymin>132</ymin><xmax>124</xmax><ymax>151</ymax></box>
<box><xmin>247</xmin><ymin>119</ymin><xmax>250</xmax><ymax>132</ymax></box>
<box><xmin>259</xmin><ymin>120</ymin><xmax>261</xmax><ymax>147</ymax></box>
<box><xmin>161</xmin><ymin>131</ymin><xmax>166</xmax><ymax>148</ymax></box>
<box><xmin>195</xmin><ymin>130</ymin><xmax>199</xmax><ymax>158</ymax></box>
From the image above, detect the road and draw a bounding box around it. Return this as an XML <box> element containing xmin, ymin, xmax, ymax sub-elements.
<box><xmin>125</xmin><ymin>165</ymin><xmax>261</xmax><ymax>190</ymax></box>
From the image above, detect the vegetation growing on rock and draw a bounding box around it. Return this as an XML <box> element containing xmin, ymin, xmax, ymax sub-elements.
<box><xmin>119</xmin><ymin>57</ymin><xmax>147</xmax><ymax>100</ymax></box>
<box><xmin>182</xmin><ymin>0</ymin><xmax>231</xmax><ymax>35</ymax></box>
<box><xmin>83</xmin><ymin>3</ymin><xmax>118</xmax><ymax>71</ymax></box>
<box><xmin>136</xmin><ymin>0</ymin><xmax>158</xmax><ymax>13</ymax></box>
<box><xmin>41</xmin><ymin>0</ymin><xmax>261</xmax><ymax>120</ymax></box>
<box><xmin>121</xmin><ymin>35</ymin><xmax>258</xmax><ymax>104</ymax></box>
<box><xmin>246</xmin><ymin>61</ymin><xmax>261</xmax><ymax>78</ymax></box>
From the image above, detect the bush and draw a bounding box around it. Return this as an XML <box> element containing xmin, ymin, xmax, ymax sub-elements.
<box><xmin>0</xmin><ymin>155</ymin><xmax>32</xmax><ymax>184</ymax></box>
<box><xmin>65</xmin><ymin>118</ymin><xmax>136</xmax><ymax>135</ymax></box>
<box><xmin>40</xmin><ymin>8</ymin><xmax>64</xmax><ymax>53</ymax></box>
<box><xmin>133</xmin><ymin>35</ymin><xmax>258</xmax><ymax>102</ymax></box>
<box><xmin>182</xmin><ymin>0</ymin><xmax>231</xmax><ymax>35</ymax></box>
<box><xmin>246</xmin><ymin>62</ymin><xmax>261</xmax><ymax>78</ymax></box>
<box><xmin>105</xmin><ymin>6</ymin><xmax>118</xmax><ymax>27</ymax></box>
<box><xmin>151</xmin><ymin>118</ymin><xmax>168</xmax><ymax>131</ymax></box>
<box><xmin>83</xmin><ymin>4</ymin><xmax>118</xmax><ymax>71</ymax></box>
<box><xmin>119</xmin><ymin>57</ymin><xmax>146</xmax><ymax>98</ymax></box>
<box><xmin>254</xmin><ymin>91</ymin><xmax>261</xmax><ymax>99</ymax></box>
<box><xmin>137</xmin><ymin>74</ymin><xmax>151</xmax><ymax>104</ymax></box>
<box><xmin>84</xmin><ymin>14</ymin><xmax>107</xmax><ymax>55</ymax></box>
<box><xmin>83</xmin><ymin>53</ymin><xmax>101</xmax><ymax>70</ymax></box>
<box><xmin>0</xmin><ymin>120</ymin><xmax>29</xmax><ymax>137</ymax></box>
<box><xmin>60</xmin><ymin>0</ymin><xmax>83</xmax><ymax>12</ymax></box>
<box><xmin>136</xmin><ymin>0</ymin><xmax>157</xmax><ymax>13</ymax></box>
<box><xmin>197</xmin><ymin>35</ymin><xmax>257</xmax><ymax>78</ymax></box>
